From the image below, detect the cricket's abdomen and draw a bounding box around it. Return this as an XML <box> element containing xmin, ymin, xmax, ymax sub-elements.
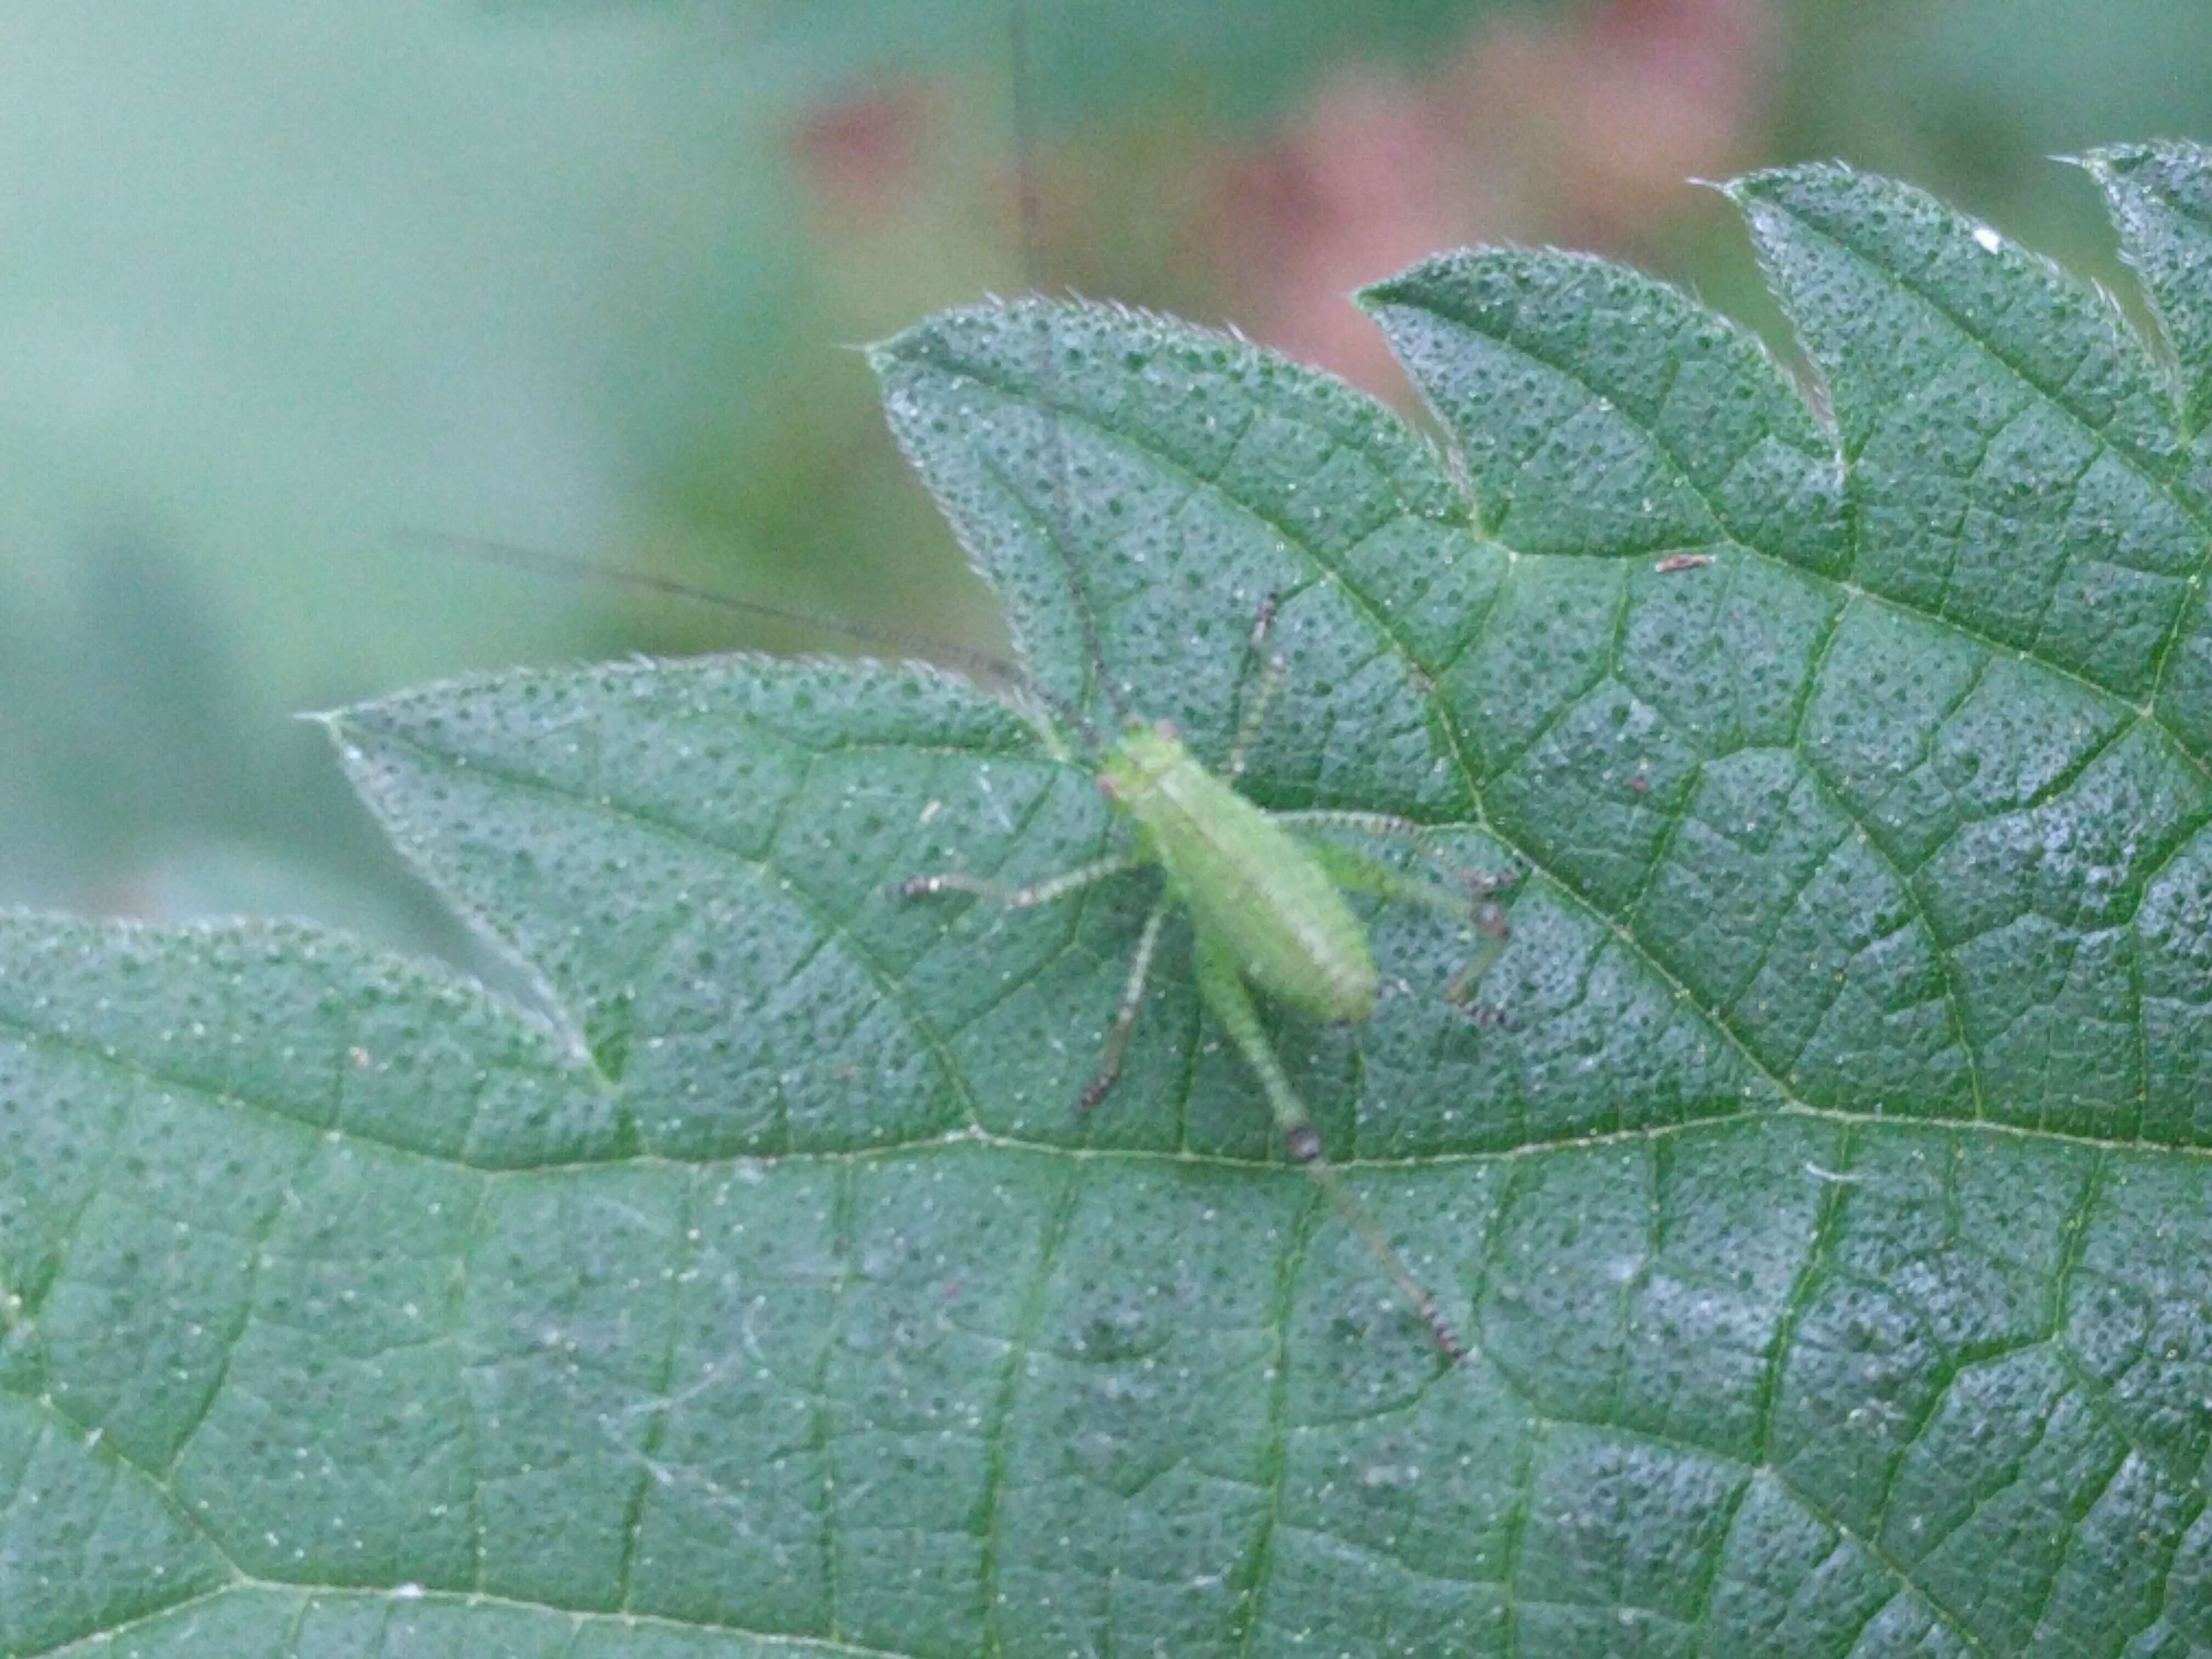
<box><xmin>1102</xmin><ymin>725</ymin><xmax>1377</xmax><ymax>1023</ymax></box>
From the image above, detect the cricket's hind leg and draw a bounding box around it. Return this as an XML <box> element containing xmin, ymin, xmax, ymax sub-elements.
<box><xmin>1289</xmin><ymin>834</ymin><xmax>1515</xmax><ymax>1027</ymax></box>
<box><xmin>1269</xmin><ymin>809</ymin><xmax>1522</xmax><ymax>906</ymax></box>
<box><xmin>1190</xmin><ymin>931</ymin><xmax>1466</xmax><ymax>1363</ymax></box>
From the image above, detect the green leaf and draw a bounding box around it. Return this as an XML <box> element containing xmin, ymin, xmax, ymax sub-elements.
<box><xmin>10</xmin><ymin>147</ymin><xmax>2212</xmax><ymax>1656</ymax></box>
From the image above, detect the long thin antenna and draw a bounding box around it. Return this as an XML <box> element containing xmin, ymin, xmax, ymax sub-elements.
<box><xmin>385</xmin><ymin>528</ymin><xmax>1025</xmax><ymax>690</ymax></box>
<box><xmin>1009</xmin><ymin>0</ymin><xmax>1128</xmax><ymax>730</ymax></box>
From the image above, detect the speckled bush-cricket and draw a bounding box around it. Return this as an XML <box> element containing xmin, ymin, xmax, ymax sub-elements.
<box><xmin>898</xmin><ymin>575</ymin><xmax>1514</xmax><ymax>1359</ymax></box>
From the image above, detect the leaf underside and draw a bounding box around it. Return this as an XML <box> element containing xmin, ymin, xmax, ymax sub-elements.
<box><xmin>9</xmin><ymin>144</ymin><xmax>2212</xmax><ymax>1657</ymax></box>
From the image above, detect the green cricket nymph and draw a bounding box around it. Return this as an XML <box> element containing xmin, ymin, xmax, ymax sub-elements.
<box><xmin>901</xmin><ymin>594</ymin><xmax>1515</xmax><ymax>1363</ymax></box>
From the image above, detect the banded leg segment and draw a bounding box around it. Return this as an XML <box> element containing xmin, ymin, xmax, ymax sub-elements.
<box><xmin>1079</xmin><ymin>894</ymin><xmax>1171</xmax><ymax>1111</ymax></box>
<box><xmin>1190</xmin><ymin>932</ymin><xmax>1466</xmax><ymax>1363</ymax></box>
<box><xmin>1444</xmin><ymin>903</ymin><xmax>1512</xmax><ymax>1020</ymax></box>
<box><xmin>1268</xmin><ymin>808</ymin><xmax>1448</xmax><ymax>861</ymax></box>
<box><xmin>900</xmin><ymin>852</ymin><xmax>1140</xmax><ymax>909</ymax></box>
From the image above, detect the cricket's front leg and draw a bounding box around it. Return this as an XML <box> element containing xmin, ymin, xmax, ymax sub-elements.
<box><xmin>1189</xmin><ymin>932</ymin><xmax>1465</xmax><ymax>1363</ymax></box>
<box><xmin>899</xmin><ymin>849</ymin><xmax>1164</xmax><ymax>1111</ymax></box>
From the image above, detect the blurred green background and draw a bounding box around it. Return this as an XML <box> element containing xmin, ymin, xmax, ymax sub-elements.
<box><xmin>6</xmin><ymin>0</ymin><xmax>2210</xmax><ymax>973</ymax></box>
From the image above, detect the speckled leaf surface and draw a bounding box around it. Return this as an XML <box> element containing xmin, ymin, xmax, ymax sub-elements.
<box><xmin>8</xmin><ymin>148</ymin><xmax>2212</xmax><ymax>1657</ymax></box>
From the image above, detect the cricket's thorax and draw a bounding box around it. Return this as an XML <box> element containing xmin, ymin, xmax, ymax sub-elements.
<box><xmin>1099</xmin><ymin>722</ymin><xmax>1378</xmax><ymax>1023</ymax></box>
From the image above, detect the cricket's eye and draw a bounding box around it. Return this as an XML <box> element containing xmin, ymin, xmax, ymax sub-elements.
<box><xmin>1097</xmin><ymin>775</ymin><xmax>1119</xmax><ymax>800</ymax></box>
<box><xmin>1154</xmin><ymin>719</ymin><xmax>1180</xmax><ymax>743</ymax></box>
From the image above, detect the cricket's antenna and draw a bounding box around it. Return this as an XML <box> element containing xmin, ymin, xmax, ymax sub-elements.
<box><xmin>1009</xmin><ymin>0</ymin><xmax>1128</xmax><ymax>733</ymax></box>
<box><xmin>385</xmin><ymin>529</ymin><xmax>1029</xmax><ymax>691</ymax></box>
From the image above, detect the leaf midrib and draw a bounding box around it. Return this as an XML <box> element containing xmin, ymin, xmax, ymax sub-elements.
<box><xmin>15</xmin><ymin>983</ymin><xmax>2212</xmax><ymax>1171</ymax></box>
<box><xmin>21</xmin><ymin>1578</ymin><xmax>933</xmax><ymax>1659</ymax></box>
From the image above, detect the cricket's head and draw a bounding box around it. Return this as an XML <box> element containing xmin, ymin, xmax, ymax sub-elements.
<box><xmin>1096</xmin><ymin>718</ymin><xmax>1188</xmax><ymax>803</ymax></box>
